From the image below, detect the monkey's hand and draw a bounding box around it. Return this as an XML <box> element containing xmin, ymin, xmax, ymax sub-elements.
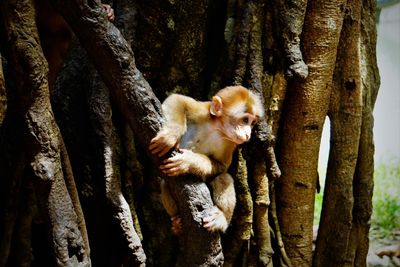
<box><xmin>159</xmin><ymin>149</ymin><xmax>195</xmax><ymax>176</ymax></box>
<box><xmin>171</xmin><ymin>216</ymin><xmax>183</xmax><ymax>235</ymax></box>
<box><xmin>102</xmin><ymin>4</ymin><xmax>115</xmax><ymax>22</ymax></box>
<box><xmin>149</xmin><ymin>129</ymin><xmax>180</xmax><ymax>157</ymax></box>
<box><xmin>203</xmin><ymin>206</ymin><xmax>228</xmax><ymax>232</ymax></box>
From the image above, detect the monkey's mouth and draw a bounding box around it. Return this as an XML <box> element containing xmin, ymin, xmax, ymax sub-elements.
<box><xmin>231</xmin><ymin>130</ymin><xmax>250</xmax><ymax>144</ymax></box>
<box><xmin>220</xmin><ymin>134</ymin><xmax>240</xmax><ymax>144</ymax></box>
<box><xmin>225</xmin><ymin>133</ymin><xmax>248</xmax><ymax>145</ymax></box>
<box><xmin>216</xmin><ymin>126</ymin><xmax>248</xmax><ymax>144</ymax></box>
<box><xmin>232</xmin><ymin>137</ymin><xmax>248</xmax><ymax>145</ymax></box>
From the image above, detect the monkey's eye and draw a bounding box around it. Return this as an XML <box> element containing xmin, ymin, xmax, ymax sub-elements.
<box><xmin>242</xmin><ymin>117</ymin><xmax>249</xmax><ymax>124</ymax></box>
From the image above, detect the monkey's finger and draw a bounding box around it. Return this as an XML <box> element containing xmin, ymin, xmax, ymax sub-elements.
<box><xmin>171</xmin><ymin>216</ymin><xmax>180</xmax><ymax>222</ymax></box>
<box><xmin>108</xmin><ymin>13</ymin><xmax>115</xmax><ymax>22</ymax></box>
<box><xmin>162</xmin><ymin>167</ymin><xmax>181</xmax><ymax>176</ymax></box>
<box><xmin>160</xmin><ymin>164</ymin><xmax>180</xmax><ymax>172</ymax></box>
<box><xmin>203</xmin><ymin>219</ymin><xmax>215</xmax><ymax>229</ymax></box>
<box><xmin>149</xmin><ymin>143</ymin><xmax>170</xmax><ymax>156</ymax></box>
<box><xmin>203</xmin><ymin>213</ymin><xmax>217</xmax><ymax>223</ymax></box>
<box><xmin>148</xmin><ymin>144</ymin><xmax>158</xmax><ymax>154</ymax></box>
<box><xmin>157</xmin><ymin>146</ymin><xmax>172</xmax><ymax>157</ymax></box>
<box><xmin>149</xmin><ymin>138</ymin><xmax>162</xmax><ymax>148</ymax></box>
<box><xmin>149</xmin><ymin>145</ymin><xmax>164</xmax><ymax>155</ymax></box>
<box><xmin>161</xmin><ymin>162</ymin><xmax>185</xmax><ymax>173</ymax></box>
<box><xmin>160</xmin><ymin>159</ymin><xmax>181</xmax><ymax>168</ymax></box>
<box><xmin>148</xmin><ymin>139</ymin><xmax>162</xmax><ymax>152</ymax></box>
<box><xmin>171</xmin><ymin>216</ymin><xmax>182</xmax><ymax>225</ymax></box>
<box><xmin>162</xmin><ymin>157</ymin><xmax>173</xmax><ymax>163</ymax></box>
<box><xmin>163</xmin><ymin>156</ymin><xmax>182</xmax><ymax>164</ymax></box>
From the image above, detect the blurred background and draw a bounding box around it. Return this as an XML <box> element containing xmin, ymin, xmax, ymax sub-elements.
<box><xmin>374</xmin><ymin>2</ymin><xmax>400</xmax><ymax>162</ymax></box>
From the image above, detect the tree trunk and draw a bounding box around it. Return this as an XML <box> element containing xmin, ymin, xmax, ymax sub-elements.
<box><xmin>313</xmin><ymin>1</ymin><xmax>363</xmax><ymax>265</ymax></box>
<box><xmin>0</xmin><ymin>0</ymin><xmax>90</xmax><ymax>265</ymax></box>
<box><xmin>347</xmin><ymin>0</ymin><xmax>380</xmax><ymax>265</ymax></box>
<box><xmin>277</xmin><ymin>1</ymin><xmax>346</xmax><ymax>266</ymax></box>
<box><xmin>313</xmin><ymin>0</ymin><xmax>380</xmax><ymax>266</ymax></box>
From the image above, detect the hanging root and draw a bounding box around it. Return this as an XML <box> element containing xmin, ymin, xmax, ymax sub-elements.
<box><xmin>277</xmin><ymin>0</ymin><xmax>309</xmax><ymax>79</ymax></box>
<box><xmin>224</xmin><ymin>149</ymin><xmax>253</xmax><ymax>266</ymax></box>
<box><xmin>251</xmin><ymin>153</ymin><xmax>274</xmax><ymax>266</ymax></box>
<box><xmin>270</xmin><ymin>184</ymin><xmax>292</xmax><ymax>267</ymax></box>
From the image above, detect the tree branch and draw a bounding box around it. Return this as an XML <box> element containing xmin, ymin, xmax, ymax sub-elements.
<box><xmin>276</xmin><ymin>0</ymin><xmax>309</xmax><ymax>79</ymax></box>
<box><xmin>224</xmin><ymin>149</ymin><xmax>253</xmax><ymax>266</ymax></box>
<box><xmin>52</xmin><ymin>0</ymin><xmax>223</xmax><ymax>265</ymax></box>
<box><xmin>52</xmin><ymin>0</ymin><xmax>162</xmax><ymax>147</ymax></box>
<box><xmin>86</xmin><ymin>65</ymin><xmax>145</xmax><ymax>265</ymax></box>
<box><xmin>251</xmin><ymin>153</ymin><xmax>273</xmax><ymax>266</ymax></box>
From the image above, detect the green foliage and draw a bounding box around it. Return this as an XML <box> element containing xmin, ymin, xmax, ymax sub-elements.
<box><xmin>314</xmin><ymin>158</ymin><xmax>400</xmax><ymax>238</ymax></box>
<box><xmin>314</xmin><ymin>189</ymin><xmax>323</xmax><ymax>226</ymax></box>
<box><xmin>371</xmin><ymin>159</ymin><xmax>400</xmax><ymax>237</ymax></box>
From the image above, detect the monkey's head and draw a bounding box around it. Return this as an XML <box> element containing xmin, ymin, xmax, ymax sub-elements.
<box><xmin>210</xmin><ymin>86</ymin><xmax>264</xmax><ymax>144</ymax></box>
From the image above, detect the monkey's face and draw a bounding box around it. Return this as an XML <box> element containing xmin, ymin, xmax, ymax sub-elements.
<box><xmin>220</xmin><ymin>111</ymin><xmax>258</xmax><ymax>145</ymax></box>
<box><xmin>210</xmin><ymin>88</ymin><xmax>263</xmax><ymax>145</ymax></box>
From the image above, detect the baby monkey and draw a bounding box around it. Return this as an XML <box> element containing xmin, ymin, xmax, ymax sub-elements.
<box><xmin>149</xmin><ymin>86</ymin><xmax>264</xmax><ymax>233</ymax></box>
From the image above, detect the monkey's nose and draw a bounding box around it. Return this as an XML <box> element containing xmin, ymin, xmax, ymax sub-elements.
<box><xmin>238</xmin><ymin>133</ymin><xmax>250</xmax><ymax>143</ymax></box>
<box><xmin>240</xmin><ymin>133</ymin><xmax>250</xmax><ymax>142</ymax></box>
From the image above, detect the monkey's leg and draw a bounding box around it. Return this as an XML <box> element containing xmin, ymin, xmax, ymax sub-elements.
<box><xmin>161</xmin><ymin>179</ymin><xmax>178</xmax><ymax>216</ymax></box>
<box><xmin>203</xmin><ymin>173</ymin><xmax>236</xmax><ymax>232</ymax></box>
<box><xmin>160</xmin><ymin>179</ymin><xmax>182</xmax><ymax>234</ymax></box>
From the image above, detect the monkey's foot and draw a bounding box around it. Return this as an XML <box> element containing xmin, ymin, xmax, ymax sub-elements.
<box><xmin>203</xmin><ymin>206</ymin><xmax>228</xmax><ymax>233</ymax></box>
<box><xmin>171</xmin><ymin>216</ymin><xmax>182</xmax><ymax>235</ymax></box>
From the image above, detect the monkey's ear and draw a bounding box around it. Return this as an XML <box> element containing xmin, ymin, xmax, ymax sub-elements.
<box><xmin>210</xmin><ymin>96</ymin><xmax>223</xmax><ymax>117</ymax></box>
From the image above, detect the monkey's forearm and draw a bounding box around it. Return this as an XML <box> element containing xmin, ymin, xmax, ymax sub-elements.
<box><xmin>160</xmin><ymin>149</ymin><xmax>226</xmax><ymax>179</ymax></box>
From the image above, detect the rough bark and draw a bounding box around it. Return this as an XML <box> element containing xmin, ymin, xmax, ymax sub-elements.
<box><xmin>120</xmin><ymin>125</ymin><xmax>144</xmax><ymax>242</ymax></box>
<box><xmin>53</xmin><ymin>42</ymin><xmax>123</xmax><ymax>266</ymax></box>
<box><xmin>270</xmin><ymin>185</ymin><xmax>292</xmax><ymax>267</ymax></box>
<box><xmin>313</xmin><ymin>0</ymin><xmax>363</xmax><ymax>265</ymax></box>
<box><xmin>224</xmin><ymin>149</ymin><xmax>253</xmax><ymax>267</ymax></box>
<box><xmin>86</xmin><ymin>66</ymin><xmax>145</xmax><ymax>266</ymax></box>
<box><xmin>276</xmin><ymin>0</ymin><xmax>309</xmax><ymax>79</ymax></box>
<box><xmin>52</xmin><ymin>0</ymin><xmax>223</xmax><ymax>265</ymax></box>
<box><xmin>60</xmin><ymin>139</ymin><xmax>90</xmax><ymax>260</ymax></box>
<box><xmin>115</xmin><ymin>4</ymin><xmax>175</xmax><ymax>265</ymax></box>
<box><xmin>247</xmin><ymin>0</ymin><xmax>281</xmax><ymax>182</ymax></box>
<box><xmin>52</xmin><ymin>0</ymin><xmax>163</xmax><ymax>146</ymax></box>
<box><xmin>277</xmin><ymin>1</ymin><xmax>346</xmax><ymax>266</ymax></box>
<box><xmin>130</xmin><ymin>0</ymin><xmax>174</xmax><ymax>97</ymax></box>
<box><xmin>169</xmin><ymin>178</ymin><xmax>223</xmax><ymax>267</ymax></box>
<box><xmin>347</xmin><ymin>0</ymin><xmax>380</xmax><ymax>266</ymax></box>
<box><xmin>247</xmin><ymin>0</ymin><xmax>264</xmax><ymax>95</ymax></box>
<box><xmin>164</xmin><ymin>0</ymin><xmax>209</xmax><ymax>99</ymax></box>
<box><xmin>1</xmin><ymin>0</ymin><xmax>90</xmax><ymax>265</ymax></box>
<box><xmin>251</xmin><ymin>152</ymin><xmax>273</xmax><ymax>266</ymax></box>
<box><xmin>232</xmin><ymin>0</ymin><xmax>253</xmax><ymax>85</ymax></box>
